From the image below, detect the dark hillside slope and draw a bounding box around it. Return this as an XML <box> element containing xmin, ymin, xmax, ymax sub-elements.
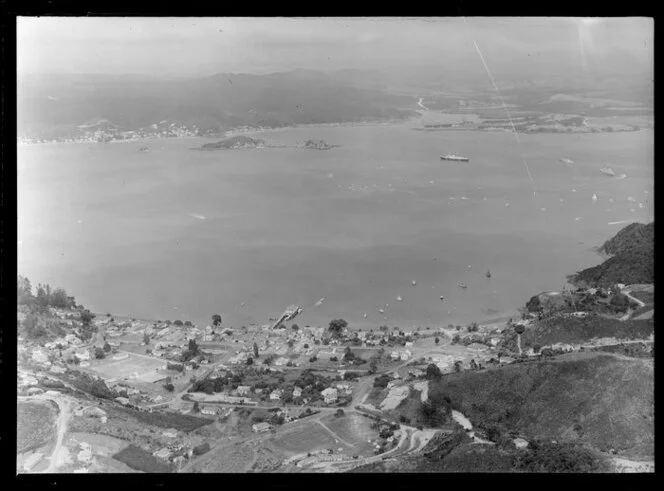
<box><xmin>570</xmin><ymin>222</ymin><xmax>653</xmax><ymax>287</ymax></box>
<box><xmin>427</xmin><ymin>354</ymin><xmax>653</xmax><ymax>459</ymax></box>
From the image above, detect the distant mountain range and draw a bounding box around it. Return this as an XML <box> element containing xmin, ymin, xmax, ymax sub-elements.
<box><xmin>17</xmin><ymin>70</ymin><xmax>421</xmax><ymax>142</ymax></box>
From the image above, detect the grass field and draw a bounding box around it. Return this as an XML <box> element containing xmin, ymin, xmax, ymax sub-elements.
<box><xmin>270</xmin><ymin>420</ymin><xmax>348</xmax><ymax>454</ymax></box>
<box><xmin>114</xmin><ymin>406</ymin><xmax>213</xmax><ymax>432</ymax></box>
<box><xmin>89</xmin><ymin>353</ymin><xmax>166</xmax><ymax>381</ymax></box>
<box><xmin>319</xmin><ymin>413</ymin><xmax>378</xmax><ymax>455</ymax></box>
<box><xmin>112</xmin><ymin>444</ymin><xmax>173</xmax><ymax>473</ymax></box>
<box><xmin>17</xmin><ymin>401</ymin><xmax>57</xmax><ymax>453</ymax></box>
<box><xmin>427</xmin><ymin>354</ymin><xmax>654</xmax><ymax>459</ymax></box>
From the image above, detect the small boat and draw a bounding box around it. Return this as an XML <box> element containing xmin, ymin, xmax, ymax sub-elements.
<box><xmin>592</xmin><ymin>193</ymin><xmax>598</xmax><ymax>202</ymax></box>
<box><xmin>396</xmin><ymin>295</ymin><xmax>403</xmax><ymax>302</ymax></box>
<box><xmin>441</xmin><ymin>154</ymin><xmax>470</xmax><ymax>162</ymax></box>
<box><xmin>486</xmin><ymin>270</ymin><xmax>491</xmax><ymax>279</ymax></box>
<box><xmin>559</xmin><ymin>157</ymin><xmax>575</xmax><ymax>165</ymax></box>
<box><xmin>600</xmin><ymin>165</ymin><xmax>615</xmax><ymax>176</ymax></box>
<box><xmin>411</xmin><ymin>280</ymin><xmax>417</xmax><ymax>286</ymax></box>
<box><xmin>457</xmin><ymin>282</ymin><xmax>467</xmax><ymax>289</ymax></box>
<box><xmin>378</xmin><ymin>308</ymin><xmax>385</xmax><ymax>314</ymax></box>
<box><xmin>439</xmin><ymin>296</ymin><xmax>445</xmax><ymax>301</ymax></box>
<box><xmin>363</xmin><ymin>313</ymin><xmax>368</xmax><ymax>319</ymax></box>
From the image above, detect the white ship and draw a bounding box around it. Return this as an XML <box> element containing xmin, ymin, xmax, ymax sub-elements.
<box><xmin>559</xmin><ymin>157</ymin><xmax>575</xmax><ymax>164</ymax></box>
<box><xmin>441</xmin><ymin>154</ymin><xmax>470</xmax><ymax>162</ymax></box>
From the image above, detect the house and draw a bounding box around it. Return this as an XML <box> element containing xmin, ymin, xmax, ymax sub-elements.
<box><xmin>73</xmin><ymin>350</ymin><xmax>90</xmax><ymax>361</ymax></box>
<box><xmin>252</xmin><ymin>422</ymin><xmax>272</xmax><ymax>433</ymax></box>
<box><xmin>237</xmin><ymin>385</ymin><xmax>251</xmax><ymax>396</ymax></box>
<box><xmin>254</xmin><ymin>388</ymin><xmax>264</xmax><ymax>395</ymax></box>
<box><xmin>115</xmin><ymin>397</ymin><xmax>130</xmax><ymax>406</ymax></box>
<box><xmin>390</xmin><ymin>351</ymin><xmax>400</xmax><ymax>361</ymax></box>
<box><xmin>270</xmin><ymin>389</ymin><xmax>282</xmax><ymax>401</ymax></box>
<box><xmin>400</xmin><ymin>351</ymin><xmax>411</xmax><ymax>361</ymax></box>
<box><xmin>200</xmin><ymin>406</ymin><xmax>220</xmax><ymax>416</ymax></box>
<box><xmin>153</xmin><ymin>447</ymin><xmax>172</xmax><ymax>460</ymax></box>
<box><xmin>292</xmin><ymin>387</ymin><xmax>302</xmax><ymax>398</ymax></box>
<box><xmin>112</xmin><ymin>353</ymin><xmax>129</xmax><ymax>361</ymax></box>
<box><xmin>321</xmin><ymin>387</ymin><xmax>338</xmax><ymax>404</ymax></box>
<box><xmin>275</xmin><ymin>357</ymin><xmax>290</xmax><ymax>366</ymax></box>
<box><xmin>32</xmin><ymin>349</ymin><xmax>49</xmax><ymax>364</ymax></box>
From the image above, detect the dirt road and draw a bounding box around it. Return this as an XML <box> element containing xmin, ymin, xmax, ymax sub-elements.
<box><xmin>41</xmin><ymin>396</ymin><xmax>71</xmax><ymax>473</ymax></box>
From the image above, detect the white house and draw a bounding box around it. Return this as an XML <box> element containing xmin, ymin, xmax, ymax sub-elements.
<box><xmin>112</xmin><ymin>353</ymin><xmax>129</xmax><ymax>361</ymax></box>
<box><xmin>275</xmin><ymin>357</ymin><xmax>290</xmax><ymax>366</ymax></box>
<box><xmin>252</xmin><ymin>422</ymin><xmax>272</xmax><ymax>433</ymax></box>
<box><xmin>390</xmin><ymin>351</ymin><xmax>400</xmax><ymax>360</ymax></box>
<box><xmin>292</xmin><ymin>387</ymin><xmax>302</xmax><ymax>398</ymax></box>
<box><xmin>200</xmin><ymin>406</ymin><xmax>219</xmax><ymax>416</ymax></box>
<box><xmin>75</xmin><ymin>350</ymin><xmax>91</xmax><ymax>361</ymax></box>
<box><xmin>321</xmin><ymin>387</ymin><xmax>338</xmax><ymax>404</ymax></box>
<box><xmin>237</xmin><ymin>385</ymin><xmax>251</xmax><ymax>396</ymax></box>
<box><xmin>153</xmin><ymin>447</ymin><xmax>172</xmax><ymax>460</ymax></box>
<box><xmin>269</xmin><ymin>389</ymin><xmax>282</xmax><ymax>401</ymax></box>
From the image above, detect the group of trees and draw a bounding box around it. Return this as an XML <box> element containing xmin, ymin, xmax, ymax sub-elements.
<box><xmin>328</xmin><ymin>319</ymin><xmax>348</xmax><ymax>338</ymax></box>
<box><xmin>18</xmin><ymin>276</ymin><xmax>77</xmax><ymax>310</ymax></box>
<box><xmin>180</xmin><ymin>339</ymin><xmax>201</xmax><ymax>363</ymax></box>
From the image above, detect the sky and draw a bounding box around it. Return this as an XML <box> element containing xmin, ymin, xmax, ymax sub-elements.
<box><xmin>17</xmin><ymin>17</ymin><xmax>653</xmax><ymax>78</ymax></box>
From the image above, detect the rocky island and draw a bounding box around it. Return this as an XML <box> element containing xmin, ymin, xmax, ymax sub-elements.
<box><xmin>297</xmin><ymin>139</ymin><xmax>339</xmax><ymax>150</ymax></box>
<box><xmin>196</xmin><ymin>136</ymin><xmax>266</xmax><ymax>150</ymax></box>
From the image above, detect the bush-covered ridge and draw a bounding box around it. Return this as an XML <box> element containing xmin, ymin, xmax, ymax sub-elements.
<box><xmin>570</xmin><ymin>222</ymin><xmax>654</xmax><ymax>287</ymax></box>
<box><xmin>600</xmin><ymin>222</ymin><xmax>654</xmax><ymax>255</ymax></box>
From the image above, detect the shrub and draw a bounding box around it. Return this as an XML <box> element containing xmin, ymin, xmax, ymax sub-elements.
<box><xmin>212</xmin><ymin>314</ymin><xmax>222</xmax><ymax>327</ymax></box>
<box><xmin>328</xmin><ymin>319</ymin><xmax>348</xmax><ymax>337</ymax></box>
<box><xmin>512</xmin><ymin>442</ymin><xmax>606</xmax><ymax>472</ymax></box>
<box><xmin>435</xmin><ymin>337</ymin><xmax>440</xmax><ymax>345</ymax></box>
<box><xmin>173</xmin><ymin>320</ymin><xmax>184</xmax><ymax>327</ymax></box>
<box><xmin>373</xmin><ymin>374</ymin><xmax>390</xmax><ymax>389</ymax></box>
<box><xmin>426</xmin><ymin>363</ymin><xmax>442</xmax><ymax>380</ymax></box>
<box><xmin>335</xmin><ymin>409</ymin><xmax>345</xmax><ymax>417</ymax></box>
<box><xmin>309</xmin><ymin>356</ymin><xmax>317</xmax><ymax>363</ymax></box>
<box><xmin>94</xmin><ymin>347</ymin><xmax>105</xmax><ymax>359</ymax></box>
<box><xmin>80</xmin><ymin>310</ymin><xmax>95</xmax><ymax>326</ymax></box>
<box><xmin>164</xmin><ymin>383</ymin><xmax>175</xmax><ymax>392</ymax></box>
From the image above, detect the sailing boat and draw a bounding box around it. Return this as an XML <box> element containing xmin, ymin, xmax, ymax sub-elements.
<box><xmin>600</xmin><ymin>164</ymin><xmax>616</xmax><ymax>177</ymax></box>
<box><xmin>486</xmin><ymin>270</ymin><xmax>492</xmax><ymax>279</ymax></box>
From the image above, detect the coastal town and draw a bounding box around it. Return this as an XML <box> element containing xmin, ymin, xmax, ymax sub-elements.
<box><xmin>17</xmin><ymin>261</ymin><xmax>654</xmax><ymax>473</ymax></box>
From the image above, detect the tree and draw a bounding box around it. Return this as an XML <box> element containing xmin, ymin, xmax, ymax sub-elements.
<box><xmin>184</xmin><ymin>321</ymin><xmax>192</xmax><ymax>327</ymax></box>
<box><xmin>328</xmin><ymin>319</ymin><xmax>348</xmax><ymax>338</ymax></box>
<box><xmin>287</xmin><ymin>339</ymin><xmax>294</xmax><ymax>349</ymax></box>
<box><xmin>368</xmin><ymin>360</ymin><xmax>378</xmax><ymax>375</ymax></box>
<box><xmin>80</xmin><ymin>310</ymin><xmax>95</xmax><ymax>326</ymax></box>
<box><xmin>343</xmin><ymin>346</ymin><xmax>355</xmax><ymax>361</ymax></box>
<box><xmin>454</xmin><ymin>361</ymin><xmax>462</xmax><ymax>373</ymax></box>
<box><xmin>50</xmin><ymin>288</ymin><xmax>71</xmax><ymax>309</ymax></box>
<box><xmin>188</xmin><ymin>339</ymin><xmax>200</xmax><ymax>356</ymax></box>
<box><xmin>164</xmin><ymin>382</ymin><xmax>175</xmax><ymax>392</ymax></box>
<box><xmin>103</xmin><ymin>342</ymin><xmax>112</xmax><ymax>352</ymax></box>
<box><xmin>173</xmin><ymin>320</ymin><xmax>183</xmax><ymax>327</ymax></box>
<box><xmin>425</xmin><ymin>363</ymin><xmax>442</xmax><ymax>380</ymax></box>
<box><xmin>212</xmin><ymin>314</ymin><xmax>222</xmax><ymax>327</ymax></box>
<box><xmin>514</xmin><ymin>324</ymin><xmax>526</xmax><ymax>335</ymax></box>
<box><xmin>94</xmin><ymin>347</ymin><xmax>105</xmax><ymax>359</ymax></box>
<box><xmin>435</xmin><ymin>337</ymin><xmax>440</xmax><ymax>345</ymax></box>
<box><xmin>335</xmin><ymin>409</ymin><xmax>345</xmax><ymax>417</ymax></box>
<box><xmin>253</xmin><ymin>342</ymin><xmax>259</xmax><ymax>358</ymax></box>
<box><xmin>143</xmin><ymin>332</ymin><xmax>150</xmax><ymax>345</ymax></box>
<box><xmin>468</xmin><ymin>322</ymin><xmax>479</xmax><ymax>333</ymax></box>
<box><xmin>193</xmin><ymin>401</ymin><xmax>200</xmax><ymax>413</ymax></box>
<box><xmin>246</xmin><ymin>357</ymin><xmax>254</xmax><ymax>365</ymax></box>
<box><xmin>291</xmin><ymin>324</ymin><xmax>299</xmax><ymax>331</ymax></box>
<box><xmin>17</xmin><ymin>276</ymin><xmax>34</xmax><ymax>305</ymax></box>
<box><xmin>309</xmin><ymin>356</ymin><xmax>317</xmax><ymax>363</ymax></box>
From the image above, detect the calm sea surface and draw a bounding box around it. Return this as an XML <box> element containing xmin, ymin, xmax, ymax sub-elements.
<box><xmin>17</xmin><ymin>123</ymin><xmax>653</xmax><ymax>328</ymax></box>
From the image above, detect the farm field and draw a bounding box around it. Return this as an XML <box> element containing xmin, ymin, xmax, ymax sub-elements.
<box><xmin>318</xmin><ymin>413</ymin><xmax>378</xmax><ymax>455</ymax></box>
<box><xmin>270</xmin><ymin>420</ymin><xmax>353</xmax><ymax>454</ymax></box>
<box><xmin>88</xmin><ymin>353</ymin><xmax>167</xmax><ymax>382</ymax></box>
<box><xmin>17</xmin><ymin>400</ymin><xmax>57</xmax><ymax>453</ymax></box>
<box><xmin>112</xmin><ymin>444</ymin><xmax>173</xmax><ymax>473</ymax></box>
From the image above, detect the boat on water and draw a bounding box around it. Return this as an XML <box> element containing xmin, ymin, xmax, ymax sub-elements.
<box><xmin>457</xmin><ymin>282</ymin><xmax>468</xmax><ymax>289</ymax></box>
<box><xmin>486</xmin><ymin>270</ymin><xmax>492</xmax><ymax>279</ymax></box>
<box><xmin>600</xmin><ymin>165</ymin><xmax>616</xmax><ymax>176</ymax></box>
<box><xmin>559</xmin><ymin>157</ymin><xmax>575</xmax><ymax>164</ymax></box>
<box><xmin>441</xmin><ymin>154</ymin><xmax>470</xmax><ymax>162</ymax></box>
